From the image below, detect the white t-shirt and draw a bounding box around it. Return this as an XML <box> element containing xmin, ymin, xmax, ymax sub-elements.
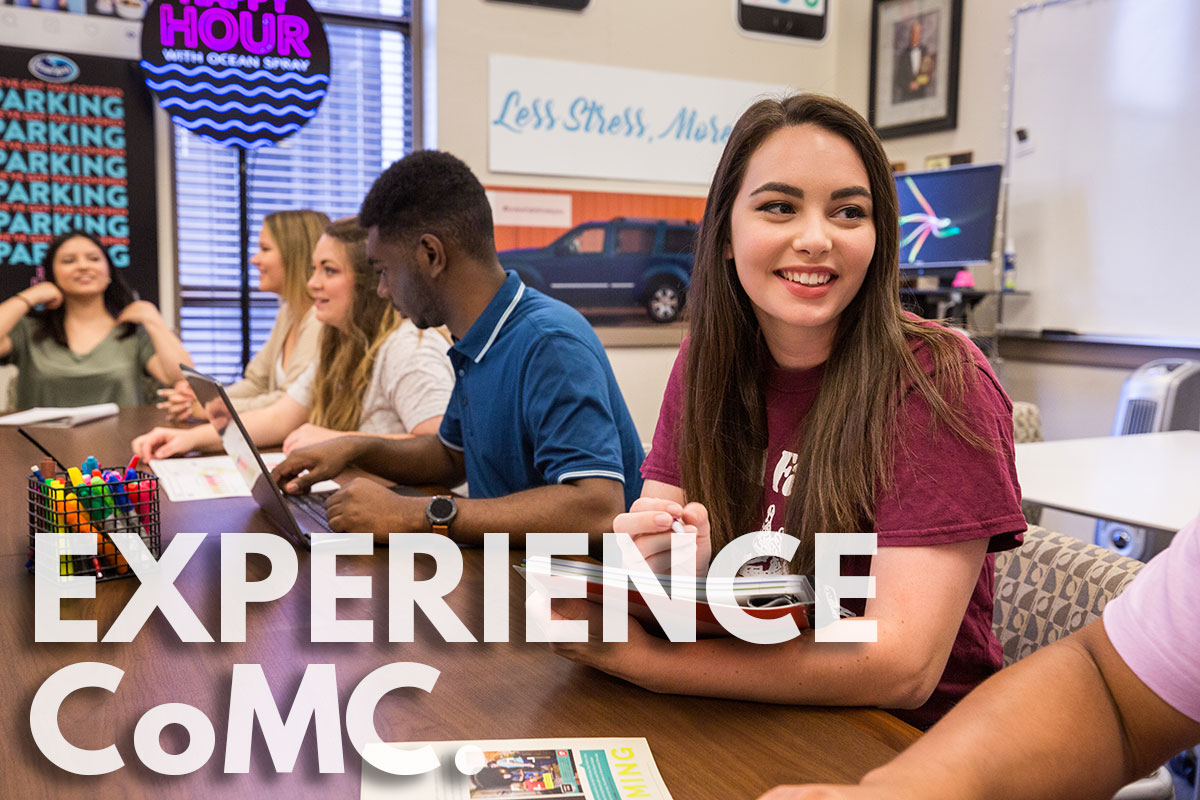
<box><xmin>287</xmin><ymin>321</ymin><xmax>453</xmax><ymax>434</ymax></box>
<box><xmin>1104</xmin><ymin>512</ymin><xmax>1200</xmax><ymax>722</ymax></box>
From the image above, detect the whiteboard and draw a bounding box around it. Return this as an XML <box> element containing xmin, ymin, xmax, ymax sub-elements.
<box><xmin>1005</xmin><ymin>0</ymin><xmax>1200</xmax><ymax>343</ymax></box>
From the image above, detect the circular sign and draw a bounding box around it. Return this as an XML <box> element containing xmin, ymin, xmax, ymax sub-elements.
<box><xmin>139</xmin><ymin>0</ymin><xmax>331</xmax><ymax>149</ymax></box>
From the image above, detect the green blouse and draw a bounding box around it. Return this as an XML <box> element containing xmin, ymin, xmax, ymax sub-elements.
<box><xmin>3</xmin><ymin>317</ymin><xmax>158</xmax><ymax>409</ymax></box>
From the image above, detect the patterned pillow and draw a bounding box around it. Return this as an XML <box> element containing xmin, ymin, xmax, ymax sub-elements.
<box><xmin>992</xmin><ymin>526</ymin><xmax>1144</xmax><ymax>666</ymax></box>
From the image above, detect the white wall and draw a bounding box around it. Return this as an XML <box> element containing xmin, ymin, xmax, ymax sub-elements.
<box><xmin>428</xmin><ymin>0</ymin><xmax>855</xmax><ymax>433</ymax></box>
<box><xmin>430</xmin><ymin>0</ymin><xmax>842</xmax><ymax>196</ymax></box>
<box><xmin>833</xmin><ymin>0</ymin><xmax>1027</xmax><ymax>171</ymax></box>
<box><xmin>428</xmin><ymin>0</ymin><xmax>1161</xmax><ymax>510</ymax></box>
<box><xmin>605</xmin><ymin>346</ymin><xmax>679</xmax><ymax>444</ymax></box>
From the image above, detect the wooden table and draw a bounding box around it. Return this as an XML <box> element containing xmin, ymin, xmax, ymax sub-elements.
<box><xmin>1016</xmin><ymin>430</ymin><xmax>1200</xmax><ymax>534</ymax></box>
<box><xmin>1</xmin><ymin>408</ymin><xmax>920</xmax><ymax>799</ymax></box>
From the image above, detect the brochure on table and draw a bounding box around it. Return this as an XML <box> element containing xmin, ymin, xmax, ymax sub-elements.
<box><xmin>150</xmin><ymin>452</ymin><xmax>338</xmax><ymax>501</ymax></box>
<box><xmin>361</xmin><ymin>737</ymin><xmax>674</xmax><ymax>800</ymax></box>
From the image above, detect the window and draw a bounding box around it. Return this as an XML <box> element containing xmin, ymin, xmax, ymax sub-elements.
<box><xmin>566</xmin><ymin>227</ymin><xmax>606</xmax><ymax>255</ymax></box>
<box><xmin>174</xmin><ymin>2</ymin><xmax>412</xmax><ymax>382</ymax></box>
<box><xmin>663</xmin><ymin>226</ymin><xmax>697</xmax><ymax>255</ymax></box>
<box><xmin>615</xmin><ymin>226</ymin><xmax>655</xmax><ymax>255</ymax></box>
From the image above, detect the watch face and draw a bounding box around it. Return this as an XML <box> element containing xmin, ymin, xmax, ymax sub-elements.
<box><xmin>428</xmin><ymin>496</ymin><xmax>456</xmax><ymax>523</ymax></box>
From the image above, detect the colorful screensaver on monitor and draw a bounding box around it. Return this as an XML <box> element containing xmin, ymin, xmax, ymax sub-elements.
<box><xmin>894</xmin><ymin>163</ymin><xmax>1003</xmax><ymax>270</ymax></box>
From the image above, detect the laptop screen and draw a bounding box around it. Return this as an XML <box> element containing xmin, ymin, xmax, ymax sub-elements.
<box><xmin>182</xmin><ymin>365</ymin><xmax>310</xmax><ymax>546</ymax></box>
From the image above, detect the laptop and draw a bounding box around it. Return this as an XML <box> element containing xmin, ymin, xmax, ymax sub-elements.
<box><xmin>182</xmin><ymin>365</ymin><xmax>337</xmax><ymax>549</ymax></box>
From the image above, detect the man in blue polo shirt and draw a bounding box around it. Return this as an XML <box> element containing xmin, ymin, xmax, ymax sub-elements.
<box><xmin>272</xmin><ymin>150</ymin><xmax>644</xmax><ymax>546</ymax></box>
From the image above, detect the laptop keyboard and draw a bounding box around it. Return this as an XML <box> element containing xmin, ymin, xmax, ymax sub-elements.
<box><xmin>286</xmin><ymin>491</ymin><xmax>334</xmax><ymax>533</ymax></box>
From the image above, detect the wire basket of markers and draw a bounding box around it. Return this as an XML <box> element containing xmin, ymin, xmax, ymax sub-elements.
<box><xmin>26</xmin><ymin>469</ymin><xmax>160</xmax><ymax>581</ymax></box>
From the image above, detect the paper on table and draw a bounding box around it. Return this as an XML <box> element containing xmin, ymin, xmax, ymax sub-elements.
<box><xmin>150</xmin><ymin>452</ymin><xmax>339</xmax><ymax>502</ymax></box>
<box><xmin>0</xmin><ymin>403</ymin><xmax>119</xmax><ymax>427</ymax></box>
<box><xmin>361</xmin><ymin>737</ymin><xmax>674</xmax><ymax>800</ymax></box>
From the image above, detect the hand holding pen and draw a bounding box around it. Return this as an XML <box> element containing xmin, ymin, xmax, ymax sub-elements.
<box><xmin>611</xmin><ymin>496</ymin><xmax>712</xmax><ymax>576</ymax></box>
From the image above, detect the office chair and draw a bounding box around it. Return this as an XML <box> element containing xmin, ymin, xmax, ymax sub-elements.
<box><xmin>994</xmin><ymin>526</ymin><xmax>1174</xmax><ymax>800</ymax></box>
<box><xmin>1011</xmin><ymin>400</ymin><xmax>1044</xmax><ymax>525</ymax></box>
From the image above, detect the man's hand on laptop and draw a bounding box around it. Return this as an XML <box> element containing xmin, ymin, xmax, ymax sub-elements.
<box><xmin>272</xmin><ymin>436</ymin><xmax>368</xmax><ymax>494</ymax></box>
<box><xmin>324</xmin><ymin>478</ymin><xmax>424</xmax><ymax>540</ymax></box>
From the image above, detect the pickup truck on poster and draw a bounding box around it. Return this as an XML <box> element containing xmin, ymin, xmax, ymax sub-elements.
<box><xmin>498</xmin><ymin>217</ymin><xmax>698</xmax><ymax>323</ymax></box>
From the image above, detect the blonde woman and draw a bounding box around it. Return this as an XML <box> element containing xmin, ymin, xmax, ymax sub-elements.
<box><xmin>158</xmin><ymin>209</ymin><xmax>329</xmax><ymax>420</ymax></box>
<box><xmin>132</xmin><ymin>217</ymin><xmax>453</xmax><ymax>460</ymax></box>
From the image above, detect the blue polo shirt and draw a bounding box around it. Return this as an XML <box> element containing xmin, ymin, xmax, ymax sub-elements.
<box><xmin>438</xmin><ymin>271</ymin><xmax>644</xmax><ymax>508</ymax></box>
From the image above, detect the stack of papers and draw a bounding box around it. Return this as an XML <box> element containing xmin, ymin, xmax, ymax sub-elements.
<box><xmin>0</xmin><ymin>403</ymin><xmax>119</xmax><ymax>427</ymax></box>
<box><xmin>517</xmin><ymin>557</ymin><xmax>820</xmax><ymax>636</ymax></box>
<box><xmin>533</xmin><ymin>557</ymin><xmax>814</xmax><ymax>606</ymax></box>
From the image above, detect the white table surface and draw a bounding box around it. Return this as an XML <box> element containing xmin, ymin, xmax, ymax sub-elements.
<box><xmin>1015</xmin><ymin>430</ymin><xmax>1200</xmax><ymax>534</ymax></box>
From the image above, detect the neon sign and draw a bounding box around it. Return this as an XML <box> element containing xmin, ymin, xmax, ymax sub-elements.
<box><xmin>139</xmin><ymin>0</ymin><xmax>330</xmax><ymax>149</ymax></box>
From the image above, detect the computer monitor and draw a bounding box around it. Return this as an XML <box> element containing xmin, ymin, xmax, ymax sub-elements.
<box><xmin>893</xmin><ymin>163</ymin><xmax>1003</xmax><ymax>273</ymax></box>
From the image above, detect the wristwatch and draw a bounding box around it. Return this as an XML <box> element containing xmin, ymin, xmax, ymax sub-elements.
<box><xmin>425</xmin><ymin>495</ymin><xmax>458</xmax><ymax>535</ymax></box>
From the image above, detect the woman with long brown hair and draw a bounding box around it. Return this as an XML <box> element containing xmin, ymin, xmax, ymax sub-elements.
<box><xmin>552</xmin><ymin>94</ymin><xmax>1025</xmax><ymax>729</ymax></box>
<box><xmin>131</xmin><ymin>216</ymin><xmax>453</xmax><ymax>459</ymax></box>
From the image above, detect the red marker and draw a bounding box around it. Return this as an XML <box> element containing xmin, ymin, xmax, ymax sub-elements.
<box><xmin>135</xmin><ymin>479</ymin><xmax>154</xmax><ymax>521</ymax></box>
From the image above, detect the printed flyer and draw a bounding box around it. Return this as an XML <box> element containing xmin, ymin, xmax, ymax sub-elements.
<box><xmin>362</xmin><ymin>738</ymin><xmax>674</xmax><ymax>800</ymax></box>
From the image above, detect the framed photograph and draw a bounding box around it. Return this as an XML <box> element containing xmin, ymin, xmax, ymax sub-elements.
<box><xmin>868</xmin><ymin>0</ymin><xmax>962</xmax><ymax>139</ymax></box>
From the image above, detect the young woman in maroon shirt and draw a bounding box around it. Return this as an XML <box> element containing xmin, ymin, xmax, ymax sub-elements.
<box><xmin>551</xmin><ymin>94</ymin><xmax>1026</xmax><ymax>728</ymax></box>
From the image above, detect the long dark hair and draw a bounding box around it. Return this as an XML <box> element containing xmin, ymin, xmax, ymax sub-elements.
<box><xmin>31</xmin><ymin>231</ymin><xmax>138</xmax><ymax>346</ymax></box>
<box><xmin>680</xmin><ymin>93</ymin><xmax>986</xmax><ymax>574</ymax></box>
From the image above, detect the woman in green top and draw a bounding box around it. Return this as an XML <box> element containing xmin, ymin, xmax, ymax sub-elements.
<box><xmin>0</xmin><ymin>230</ymin><xmax>194</xmax><ymax>409</ymax></box>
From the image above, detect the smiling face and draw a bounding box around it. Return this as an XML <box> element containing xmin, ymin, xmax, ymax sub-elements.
<box><xmin>307</xmin><ymin>234</ymin><xmax>355</xmax><ymax>330</ymax></box>
<box><xmin>250</xmin><ymin>224</ymin><xmax>284</xmax><ymax>295</ymax></box>
<box><xmin>51</xmin><ymin>235</ymin><xmax>111</xmax><ymax>297</ymax></box>
<box><xmin>727</xmin><ymin>123</ymin><xmax>876</xmax><ymax>366</ymax></box>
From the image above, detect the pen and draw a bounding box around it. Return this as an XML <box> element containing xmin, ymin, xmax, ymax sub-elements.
<box><xmin>62</xmin><ymin>492</ymin><xmax>103</xmax><ymax>577</ymax></box>
<box><xmin>48</xmin><ymin>480</ymin><xmax>72</xmax><ymax>576</ymax></box>
<box><xmin>16</xmin><ymin>428</ymin><xmax>68</xmax><ymax>472</ymax></box>
<box><xmin>99</xmin><ymin>472</ymin><xmax>133</xmax><ymax>573</ymax></box>
<box><xmin>31</xmin><ymin>465</ymin><xmax>45</xmax><ymax>482</ymax></box>
<box><xmin>86</xmin><ymin>476</ymin><xmax>117</xmax><ymax>521</ymax></box>
<box><xmin>68</xmin><ymin>468</ymin><xmax>92</xmax><ymax>518</ymax></box>
<box><xmin>134</xmin><ymin>479</ymin><xmax>154</xmax><ymax>523</ymax></box>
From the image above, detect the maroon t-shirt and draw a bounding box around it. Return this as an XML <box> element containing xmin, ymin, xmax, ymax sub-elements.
<box><xmin>641</xmin><ymin>330</ymin><xmax>1026</xmax><ymax>729</ymax></box>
